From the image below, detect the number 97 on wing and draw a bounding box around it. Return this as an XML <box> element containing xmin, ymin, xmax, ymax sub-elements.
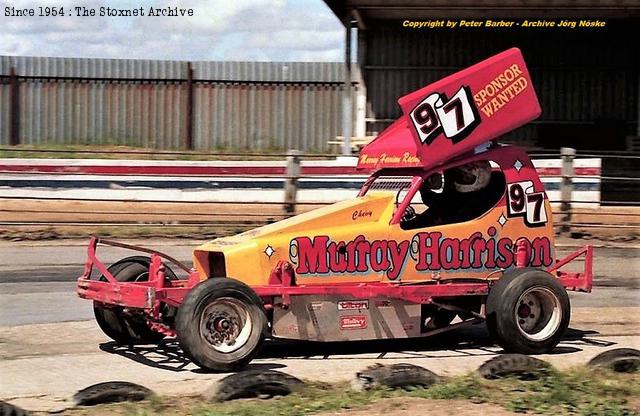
<box><xmin>507</xmin><ymin>180</ymin><xmax>548</xmax><ymax>226</ymax></box>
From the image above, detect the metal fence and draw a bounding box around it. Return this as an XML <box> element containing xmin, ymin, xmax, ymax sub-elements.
<box><xmin>0</xmin><ymin>56</ymin><xmax>352</xmax><ymax>152</ymax></box>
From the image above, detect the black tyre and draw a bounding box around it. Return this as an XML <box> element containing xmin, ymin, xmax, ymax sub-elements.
<box><xmin>176</xmin><ymin>278</ymin><xmax>267</xmax><ymax>372</ymax></box>
<box><xmin>0</xmin><ymin>400</ymin><xmax>30</xmax><ymax>416</ymax></box>
<box><xmin>73</xmin><ymin>381</ymin><xmax>154</xmax><ymax>406</ymax></box>
<box><xmin>478</xmin><ymin>354</ymin><xmax>551</xmax><ymax>379</ymax></box>
<box><xmin>587</xmin><ymin>348</ymin><xmax>640</xmax><ymax>373</ymax></box>
<box><xmin>354</xmin><ymin>363</ymin><xmax>441</xmax><ymax>390</ymax></box>
<box><xmin>210</xmin><ymin>370</ymin><xmax>304</xmax><ymax>401</ymax></box>
<box><xmin>94</xmin><ymin>256</ymin><xmax>176</xmax><ymax>345</ymax></box>
<box><xmin>486</xmin><ymin>268</ymin><xmax>570</xmax><ymax>354</ymax></box>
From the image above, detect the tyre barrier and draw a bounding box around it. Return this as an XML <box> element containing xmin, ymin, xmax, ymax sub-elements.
<box><xmin>0</xmin><ymin>401</ymin><xmax>30</xmax><ymax>416</ymax></box>
<box><xmin>205</xmin><ymin>370</ymin><xmax>305</xmax><ymax>402</ymax></box>
<box><xmin>353</xmin><ymin>363</ymin><xmax>441</xmax><ymax>391</ymax></box>
<box><xmin>6</xmin><ymin>347</ymin><xmax>639</xmax><ymax>413</ymax></box>
<box><xmin>73</xmin><ymin>381</ymin><xmax>154</xmax><ymax>406</ymax></box>
<box><xmin>478</xmin><ymin>354</ymin><xmax>551</xmax><ymax>380</ymax></box>
<box><xmin>587</xmin><ymin>348</ymin><xmax>640</xmax><ymax>373</ymax></box>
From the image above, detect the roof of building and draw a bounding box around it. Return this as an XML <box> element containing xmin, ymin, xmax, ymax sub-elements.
<box><xmin>324</xmin><ymin>1</ymin><xmax>640</xmax><ymax>24</ymax></box>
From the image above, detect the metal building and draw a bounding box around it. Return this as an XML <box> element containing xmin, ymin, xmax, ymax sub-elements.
<box><xmin>0</xmin><ymin>57</ymin><xmax>350</xmax><ymax>152</ymax></box>
<box><xmin>324</xmin><ymin>1</ymin><xmax>640</xmax><ymax>151</ymax></box>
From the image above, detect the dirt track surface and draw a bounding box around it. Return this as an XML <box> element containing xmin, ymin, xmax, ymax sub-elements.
<box><xmin>1</xmin><ymin>199</ymin><xmax>638</xmax><ymax>240</ymax></box>
<box><xmin>1</xmin><ymin>307</ymin><xmax>638</xmax><ymax>412</ymax></box>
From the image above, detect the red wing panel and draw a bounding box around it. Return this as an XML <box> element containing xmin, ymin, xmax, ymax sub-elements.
<box><xmin>358</xmin><ymin>48</ymin><xmax>541</xmax><ymax>171</ymax></box>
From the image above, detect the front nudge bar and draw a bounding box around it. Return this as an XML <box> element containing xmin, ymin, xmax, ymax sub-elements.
<box><xmin>549</xmin><ymin>245</ymin><xmax>594</xmax><ymax>292</ymax></box>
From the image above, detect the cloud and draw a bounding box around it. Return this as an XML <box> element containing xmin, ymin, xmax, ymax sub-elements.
<box><xmin>0</xmin><ymin>32</ymin><xmax>34</xmax><ymax>55</ymax></box>
<box><xmin>0</xmin><ymin>0</ymin><xmax>343</xmax><ymax>61</ymax></box>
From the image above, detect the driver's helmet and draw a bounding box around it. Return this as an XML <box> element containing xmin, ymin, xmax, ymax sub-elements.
<box><xmin>419</xmin><ymin>172</ymin><xmax>443</xmax><ymax>204</ymax></box>
<box><xmin>448</xmin><ymin>160</ymin><xmax>492</xmax><ymax>193</ymax></box>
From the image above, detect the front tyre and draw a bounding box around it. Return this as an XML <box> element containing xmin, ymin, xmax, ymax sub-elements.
<box><xmin>176</xmin><ymin>278</ymin><xmax>267</xmax><ymax>372</ymax></box>
<box><xmin>486</xmin><ymin>268</ymin><xmax>570</xmax><ymax>354</ymax></box>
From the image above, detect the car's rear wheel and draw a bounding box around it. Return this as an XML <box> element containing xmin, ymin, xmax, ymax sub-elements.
<box><xmin>94</xmin><ymin>256</ymin><xmax>176</xmax><ymax>345</ymax></box>
<box><xmin>176</xmin><ymin>278</ymin><xmax>267</xmax><ymax>372</ymax></box>
<box><xmin>486</xmin><ymin>268</ymin><xmax>570</xmax><ymax>354</ymax></box>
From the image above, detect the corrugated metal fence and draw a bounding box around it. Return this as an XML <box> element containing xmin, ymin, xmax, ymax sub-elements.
<box><xmin>0</xmin><ymin>57</ymin><xmax>353</xmax><ymax>152</ymax></box>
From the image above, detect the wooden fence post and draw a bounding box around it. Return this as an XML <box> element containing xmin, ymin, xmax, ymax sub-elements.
<box><xmin>560</xmin><ymin>147</ymin><xmax>576</xmax><ymax>234</ymax></box>
<box><xmin>185</xmin><ymin>62</ymin><xmax>194</xmax><ymax>150</ymax></box>
<box><xmin>284</xmin><ymin>149</ymin><xmax>302</xmax><ymax>217</ymax></box>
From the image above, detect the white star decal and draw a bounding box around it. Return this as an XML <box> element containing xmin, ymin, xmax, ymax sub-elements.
<box><xmin>498</xmin><ymin>214</ymin><xmax>508</xmax><ymax>227</ymax></box>
<box><xmin>514</xmin><ymin>160</ymin><xmax>523</xmax><ymax>172</ymax></box>
<box><xmin>264</xmin><ymin>245</ymin><xmax>275</xmax><ymax>258</ymax></box>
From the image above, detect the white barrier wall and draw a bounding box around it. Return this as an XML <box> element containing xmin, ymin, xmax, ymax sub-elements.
<box><xmin>0</xmin><ymin>157</ymin><xmax>601</xmax><ymax>205</ymax></box>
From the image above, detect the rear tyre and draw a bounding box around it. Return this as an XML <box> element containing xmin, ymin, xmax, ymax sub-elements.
<box><xmin>486</xmin><ymin>268</ymin><xmax>570</xmax><ymax>354</ymax></box>
<box><xmin>176</xmin><ymin>278</ymin><xmax>267</xmax><ymax>372</ymax></box>
<box><xmin>94</xmin><ymin>256</ymin><xmax>176</xmax><ymax>345</ymax></box>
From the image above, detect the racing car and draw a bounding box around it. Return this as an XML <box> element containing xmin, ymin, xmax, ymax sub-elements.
<box><xmin>77</xmin><ymin>48</ymin><xmax>593</xmax><ymax>371</ymax></box>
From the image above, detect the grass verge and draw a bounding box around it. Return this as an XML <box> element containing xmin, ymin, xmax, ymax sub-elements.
<box><xmin>55</xmin><ymin>368</ymin><xmax>639</xmax><ymax>416</ymax></box>
<box><xmin>0</xmin><ymin>144</ymin><xmax>336</xmax><ymax>160</ymax></box>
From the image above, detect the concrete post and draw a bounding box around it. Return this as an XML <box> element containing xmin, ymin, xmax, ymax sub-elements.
<box><xmin>560</xmin><ymin>147</ymin><xmax>576</xmax><ymax>234</ymax></box>
<box><xmin>354</xmin><ymin>27</ymin><xmax>367</xmax><ymax>139</ymax></box>
<box><xmin>284</xmin><ymin>149</ymin><xmax>302</xmax><ymax>217</ymax></box>
<box><xmin>341</xmin><ymin>15</ymin><xmax>353</xmax><ymax>156</ymax></box>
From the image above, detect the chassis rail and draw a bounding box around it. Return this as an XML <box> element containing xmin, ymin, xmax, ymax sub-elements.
<box><xmin>77</xmin><ymin>238</ymin><xmax>593</xmax><ymax>315</ymax></box>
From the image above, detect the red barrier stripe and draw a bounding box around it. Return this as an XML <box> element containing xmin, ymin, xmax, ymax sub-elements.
<box><xmin>537</xmin><ymin>167</ymin><xmax>601</xmax><ymax>176</ymax></box>
<box><xmin>0</xmin><ymin>165</ymin><xmax>363</xmax><ymax>176</ymax></box>
<box><xmin>0</xmin><ymin>164</ymin><xmax>600</xmax><ymax>176</ymax></box>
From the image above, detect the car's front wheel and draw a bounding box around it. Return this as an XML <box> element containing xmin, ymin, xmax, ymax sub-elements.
<box><xmin>176</xmin><ymin>278</ymin><xmax>267</xmax><ymax>372</ymax></box>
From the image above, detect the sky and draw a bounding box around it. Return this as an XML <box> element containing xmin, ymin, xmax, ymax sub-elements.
<box><xmin>0</xmin><ymin>0</ymin><xmax>345</xmax><ymax>61</ymax></box>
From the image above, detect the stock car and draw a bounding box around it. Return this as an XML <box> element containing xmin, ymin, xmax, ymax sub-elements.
<box><xmin>77</xmin><ymin>48</ymin><xmax>592</xmax><ymax>371</ymax></box>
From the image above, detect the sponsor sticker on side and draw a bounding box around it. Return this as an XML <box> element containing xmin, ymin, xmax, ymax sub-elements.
<box><xmin>340</xmin><ymin>315</ymin><xmax>367</xmax><ymax>330</ymax></box>
<box><xmin>338</xmin><ymin>300</ymin><xmax>369</xmax><ymax>310</ymax></box>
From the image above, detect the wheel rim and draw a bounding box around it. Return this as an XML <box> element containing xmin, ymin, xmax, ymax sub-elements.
<box><xmin>514</xmin><ymin>286</ymin><xmax>562</xmax><ymax>342</ymax></box>
<box><xmin>133</xmin><ymin>272</ymin><xmax>149</xmax><ymax>282</ymax></box>
<box><xmin>199</xmin><ymin>297</ymin><xmax>253</xmax><ymax>353</ymax></box>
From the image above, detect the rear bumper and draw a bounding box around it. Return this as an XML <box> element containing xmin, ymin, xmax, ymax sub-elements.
<box><xmin>549</xmin><ymin>245</ymin><xmax>594</xmax><ymax>293</ymax></box>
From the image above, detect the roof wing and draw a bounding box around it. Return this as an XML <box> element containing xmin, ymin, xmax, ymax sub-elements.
<box><xmin>358</xmin><ymin>48</ymin><xmax>541</xmax><ymax>171</ymax></box>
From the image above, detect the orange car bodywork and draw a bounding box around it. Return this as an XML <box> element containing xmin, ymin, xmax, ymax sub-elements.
<box><xmin>193</xmin><ymin>145</ymin><xmax>556</xmax><ymax>287</ymax></box>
